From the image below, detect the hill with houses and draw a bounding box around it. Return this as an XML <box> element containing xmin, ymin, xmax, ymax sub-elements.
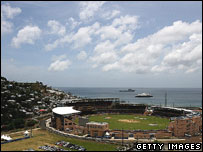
<box><xmin>1</xmin><ymin>76</ymin><xmax>74</xmax><ymax>131</ymax></box>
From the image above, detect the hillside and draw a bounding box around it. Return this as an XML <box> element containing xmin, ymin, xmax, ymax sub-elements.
<box><xmin>1</xmin><ymin>76</ymin><xmax>73</xmax><ymax>131</ymax></box>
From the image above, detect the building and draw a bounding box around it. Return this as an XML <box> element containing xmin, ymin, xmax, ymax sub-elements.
<box><xmin>51</xmin><ymin>105</ymin><xmax>202</xmax><ymax>139</ymax></box>
<box><xmin>51</xmin><ymin>107</ymin><xmax>80</xmax><ymax>131</ymax></box>
<box><xmin>51</xmin><ymin>106</ymin><xmax>109</xmax><ymax>138</ymax></box>
<box><xmin>133</xmin><ymin>130</ymin><xmax>172</xmax><ymax>139</ymax></box>
<box><xmin>151</xmin><ymin>106</ymin><xmax>188</xmax><ymax>117</ymax></box>
<box><xmin>86</xmin><ymin>122</ymin><xmax>109</xmax><ymax>137</ymax></box>
<box><xmin>79</xmin><ymin>117</ymin><xmax>89</xmax><ymax>127</ymax></box>
<box><xmin>168</xmin><ymin>116</ymin><xmax>202</xmax><ymax>137</ymax></box>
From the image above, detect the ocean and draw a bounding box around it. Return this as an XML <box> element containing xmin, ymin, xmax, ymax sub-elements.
<box><xmin>57</xmin><ymin>87</ymin><xmax>202</xmax><ymax>107</ymax></box>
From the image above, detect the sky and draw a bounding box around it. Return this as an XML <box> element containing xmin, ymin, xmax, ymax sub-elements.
<box><xmin>1</xmin><ymin>1</ymin><xmax>202</xmax><ymax>88</ymax></box>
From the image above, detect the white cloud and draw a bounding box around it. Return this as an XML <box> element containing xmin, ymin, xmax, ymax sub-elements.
<box><xmin>45</xmin><ymin>15</ymin><xmax>138</xmax><ymax>52</ymax></box>
<box><xmin>90</xmin><ymin>40</ymin><xmax>118</xmax><ymax>68</ymax></box>
<box><xmin>44</xmin><ymin>34</ymin><xmax>73</xmax><ymax>51</ymax></box>
<box><xmin>88</xmin><ymin>15</ymin><xmax>138</xmax><ymax>70</ymax></box>
<box><xmin>102</xmin><ymin>62</ymin><xmax>120</xmax><ymax>72</ymax></box>
<box><xmin>96</xmin><ymin>20</ymin><xmax>202</xmax><ymax>74</ymax></box>
<box><xmin>114</xmin><ymin>31</ymin><xmax>133</xmax><ymax>47</ymax></box>
<box><xmin>90</xmin><ymin>51</ymin><xmax>118</xmax><ymax>68</ymax></box>
<box><xmin>102</xmin><ymin>10</ymin><xmax>120</xmax><ymax>20</ymax></box>
<box><xmin>94</xmin><ymin>40</ymin><xmax>115</xmax><ymax>54</ymax></box>
<box><xmin>72</xmin><ymin>26</ymin><xmax>92</xmax><ymax>48</ymax></box>
<box><xmin>45</xmin><ymin>40</ymin><xmax>60</xmax><ymax>51</ymax></box>
<box><xmin>67</xmin><ymin>17</ymin><xmax>81</xmax><ymax>30</ymax></box>
<box><xmin>44</xmin><ymin>22</ymin><xmax>100</xmax><ymax>51</ymax></box>
<box><xmin>48</xmin><ymin>55</ymin><xmax>71</xmax><ymax>71</ymax></box>
<box><xmin>51</xmin><ymin>54</ymin><xmax>67</xmax><ymax>61</ymax></box>
<box><xmin>1</xmin><ymin>3</ymin><xmax>21</xmax><ymax>19</ymax></box>
<box><xmin>11</xmin><ymin>25</ymin><xmax>42</xmax><ymax>48</ymax></box>
<box><xmin>112</xmin><ymin>15</ymin><xmax>139</xmax><ymax>31</ymax></box>
<box><xmin>1</xmin><ymin>3</ymin><xmax>21</xmax><ymax>35</ymax></box>
<box><xmin>77</xmin><ymin>51</ymin><xmax>87</xmax><ymax>60</ymax></box>
<box><xmin>43</xmin><ymin>17</ymin><xmax>201</xmax><ymax>75</ymax></box>
<box><xmin>152</xmin><ymin>33</ymin><xmax>202</xmax><ymax>73</ymax></box>
<box><xmin>72</xmin><ymin>22</ymin><xmax>100</xmax><ymax>48</ymax></box>
<box><xmin>1</xmin><ymin>20</ymin><xmax>13</xmax><ymax>34</ymax></box>
<box><xmin>47</xmin><ymin>20</ymin><xmax>66</xmax><ymax>36</ymax></box>
<box><xmin>96</xmin><ymin>25</ymin><xmax>122</xmax><ymax>40</ymax></box>
<box><xmin>79</xmin><ymin>1</ymin><xmax>106</xmax><ymax>21</ymax></box>
<box><xmin>95</xmin><ymin>15</ymin><xmax>137</xmax><ymax>44</ymax></box>
<box><xmin>150</xmin><ymin>20</ymin><xmax>202</xmax><ymax>45</ymax></box>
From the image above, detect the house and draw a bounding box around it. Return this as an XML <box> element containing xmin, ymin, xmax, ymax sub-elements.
<box><xmin>11</xmin><ymin>95</ymin><xmax>16</xmax><ymax>99</ymax></box>
<box><xmin>30</xmin><ymin>93</ymin><xmax>34</xmax><ymax>97</ymax></box>
<box><xmin>26</xmin><ymin>99</ymin><xmax>32</xmax><ymax>102</ymax></box>
<box><xmin>7</xmin><ymin>100</ymin><xmax>16</xmax><ymax>103</ymax></box>
<box><xmin>37</xmin><ymin>101</ymin><xmax>42</xmax><ymax>104</ymax></box>
<box><xmin>26</xmin><ymin>112</ymin><xmax>34</xmax><ymax>116</ymax></box>
<box><xmin>7</xmin><ymin>84</ymin><xmax>13</xmax><ymax>89</ymax></box>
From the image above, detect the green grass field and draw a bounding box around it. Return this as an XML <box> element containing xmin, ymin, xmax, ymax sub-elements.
<box><xmin>88</xmin><ymin>114</ymin><xmax>170</xmax><ymax>130</ymax></box>
<box><xmin>1</xmin><ymin>129</ymin><xmax>117</xmax><ymax>151</ymax></box>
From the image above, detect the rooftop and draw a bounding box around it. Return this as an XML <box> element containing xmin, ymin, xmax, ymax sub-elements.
<box><xmin>52</xmin><ymin>106</ymin><xmax>80</xmax><ymax>115</ymax></box>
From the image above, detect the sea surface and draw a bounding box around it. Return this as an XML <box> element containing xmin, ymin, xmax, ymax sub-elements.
<box><xmin>57</xmin><ymin>87</ymin><xmax>202</xmax><ymax>107</ymax></box>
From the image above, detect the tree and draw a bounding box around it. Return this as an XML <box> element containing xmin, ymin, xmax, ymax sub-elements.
<box><xmin>26</xmin><ymin>119</ymin><xmax>38</xmax><ymax>127</ymax></box>
<box><xmin>13</xmin><ymin>118</ymin><xmax>25</xmax><ymax>129</ymax></box>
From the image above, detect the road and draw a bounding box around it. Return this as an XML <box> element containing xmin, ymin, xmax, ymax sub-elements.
<box><xmin>6</xmin><ymin>128</ymin><xmax>41</xmax><ymax>135</ymax></box>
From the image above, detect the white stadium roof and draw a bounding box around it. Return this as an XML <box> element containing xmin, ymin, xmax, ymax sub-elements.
<box><xmin>52</xmin><ymin>106</ymin><xmax>80</xmax><ymax>115</ymax></box>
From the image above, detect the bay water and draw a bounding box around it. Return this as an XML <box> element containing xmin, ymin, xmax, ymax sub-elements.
<box><xmin>58</xmin><ymin>87</ymin><xmax>202</xmax><ymax>107</ymax></box>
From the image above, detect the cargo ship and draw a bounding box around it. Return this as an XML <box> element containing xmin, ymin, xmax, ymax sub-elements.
<box><xmin>119</xmin><ymin>89</ymin><xmax>135</xmax><ymax>92</ymax></box>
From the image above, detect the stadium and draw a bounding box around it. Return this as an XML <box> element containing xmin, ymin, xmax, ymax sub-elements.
<box><xmin>51</xmin><ymin>98</ymin><xmax>202</xmax><ymax>139</ymax></box>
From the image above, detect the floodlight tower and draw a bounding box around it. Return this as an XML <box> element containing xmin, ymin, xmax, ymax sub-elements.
<box><xmin>121</xmin><ymin>128</ymin><xmax>124</xmax><ymax>146</ymax></box>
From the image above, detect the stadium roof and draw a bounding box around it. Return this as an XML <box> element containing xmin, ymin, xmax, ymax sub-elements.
<box><xmin>151</xmin><ymin>106</ymin><xmax>194</xmax><ymax>113</ymax></box>
<box><xmin>52</xmin><ymin>107</ymin><xmax>80</xmax><ymax>115</ymax></box>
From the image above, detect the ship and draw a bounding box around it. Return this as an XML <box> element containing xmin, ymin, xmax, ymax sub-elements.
<box><xmin>135</xmin><ymin>93</ymin><xmax>153</xmax><ymax>97</ymax></box>
<box><xmin>119</xmin><ymin>89</ymin><xmax>135</xmax><ymax>92</ymax></box>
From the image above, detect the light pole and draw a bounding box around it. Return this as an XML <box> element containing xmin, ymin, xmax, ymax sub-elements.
<box><xmin>30</xmin><ymin>126</ymin><xmax>32</xmax><ymax>138</ymax></box>
<box><xmin>165</xmin><ymin>92</ymin><xmax>167</xmax><ymax>107</ymax></box>
<box><xmin>121</xmin><ymin>128</ymin><xmax>124</xmax><ymax>146</ymax></box>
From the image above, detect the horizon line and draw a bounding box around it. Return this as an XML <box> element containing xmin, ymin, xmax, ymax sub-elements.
<box><xmin>54</xmin><ymin>86</ymin><xmax>202</xmax><ymax>89</ymax></box>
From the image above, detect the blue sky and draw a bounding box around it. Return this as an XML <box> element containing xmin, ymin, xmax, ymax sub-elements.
<box><xmin>1</xmin><ymin>1</ymin><xmax>202</xmax><ymax>88</ymax></box>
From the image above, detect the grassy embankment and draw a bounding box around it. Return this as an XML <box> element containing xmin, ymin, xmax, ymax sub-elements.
<box><xmin>1</xmin><ymin>129</ymin><xmax>117</xmax><ymax>151</ymax></box>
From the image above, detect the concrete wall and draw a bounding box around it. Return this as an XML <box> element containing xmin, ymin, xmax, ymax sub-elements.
<box><xmin>56</xmin><ymin>117</ymin><xmax>62</xmax><ymax>130</ymax></box>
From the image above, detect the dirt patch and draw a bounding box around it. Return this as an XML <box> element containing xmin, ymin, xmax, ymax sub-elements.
<box><xmin>104</xmin><ymin>117</ymin><xmax>111</xmax><ymax>119</ymax></box>
<box><xmin>118</xmin><ymin>119</ymin><xmax>140</xmax><ymax>123</ymax></box>
<box><xmin>149</xmin><ymin>124</ymin><xmax>158</xmax><ymax>126</ymax></box>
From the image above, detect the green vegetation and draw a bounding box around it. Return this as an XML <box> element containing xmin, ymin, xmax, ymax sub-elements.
<box><xmin>87</xmin><ymin>114</ymin><xmax>170</xmax><ymax>130</ymax></box>
<box><xmin>1</xmin><ymin>76</ymin><xmax>67</xmax><ymax>131</ymax></box>
<box><xmin>25</xmin><ymin>119</ymin><xmax>38</xmax><ymax>127</ymax></box>
<box><xmin>1</xmin><ymin>129</ymin><xmax>117</xmax><ymax>151</ymax></box>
